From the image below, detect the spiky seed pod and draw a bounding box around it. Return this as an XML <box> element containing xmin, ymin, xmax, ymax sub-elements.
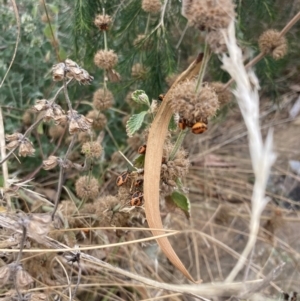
<box><xmin>210</xmin><ymin>82</ymin><xmax>233</xmax><ymax>105</ymax></box>
<box><xmin>182</xmin><ymin>0</ymin><xmax>235</xmax><ymax>30</ymax></box>
<box><xmin>131</xmin><ymin>63</ymin><xmax>147</xmax><ymax>78</ymax></box>
<box><xmin>94</xmin><ymin>14</ymin><xmax>112</xmax><ymax>31</ymax></box>
<box><xmin>93</xmin><ymin>88</ymin><xmax>114</xmax><ymax>111</ymax></box>
<box><xmin>206</xmin><ymin>30</ymin><xmax>227</xmax><ymax>54</ymax></box>
<box><xmin>94</xmin><ymin>49</ymin><xmax>118</xmax><ymax>69</ymax></box>
<box><xmin>75</xmin><ymin>176</ymin><xmax>99</xmax><ymax>200</ymax></box>
<box><xmin>86</xmin><ymin>110</ymin><xmax>107</xmax><ymax>130</ymax></box>
<box><xmin>81</xmin><ymin>141</ymin><xmax>103</xmax><ymax>159</ymax></box>
<box><xmin>142</xmin><ymin>0</ymin><xmax>162</xmax><ymax>13</ymax></box>
<box><xmin>49</xmin><ymin>124</ymin><xmax>65</xmax><ymax>140</ymax></box>
<box><xmin>258</xmin><ymin>29</ymin><xmax>287</xmax><ymax>60</ymax></box>
<box><xmin>171</xmin><ymin>80</ymin><xmax>219</xmax><ymax>124</ymax></box>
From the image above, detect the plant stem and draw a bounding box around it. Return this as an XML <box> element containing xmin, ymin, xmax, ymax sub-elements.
<box><xmin>169</xmin><ymin>129</ymin><xmax>188</xmax><ymax>161</ymax></box>
<box><xmin>195</xmin><ymin>42</ymin><xmax>210</xmax><ymax>94</ymax></box>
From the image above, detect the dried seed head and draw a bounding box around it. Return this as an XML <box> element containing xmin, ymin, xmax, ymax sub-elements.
<box><xmin>86</xmin><ymin>110</ymin><xmax>107</xmax><ymax>130</ymax></box>
<box><xmin>131</xmin><ymin>63</ymin><xmax>147</xmax><ymax>78</ymax></box>
<box><xmin>93</xmin><ymin>88</ymin><xmax>114</xmax><ymax>111</ymax></box>
<box><xmin>49</xmin><ymin>124</ymin><xmax>65</xmax><ymax>140</ymax></box>
<box><xmin>171</xmin><ymin>80</ymin><xmax>219</xmax><ymax>124</ymax></box>
<box><xmin>33</xmin><ymin>99</ymin><xmax>49</xmax><ymax>111</ymax></box>
<box><xmin>206</xmin><ymin>30</ymin><xmax>227</xmax><ymax>53</ymax></box>
<box><xmin>0</xmin><ymin>265</ymin><xmax>11</xmax><ymax>287</ymax></box>
<box><xmin>75</xmin><ymin>176</ymin><xmax>99</xmax><ymax>199</ymax></box>
<box><xmin>94</xmin><ymin>14</ymin><xmax>112</xmax><ymax>31</ymax></box>
<box><xmin>258</xmin><ymin>29</ymin><xmax>287</xmax><ymax>60</ymax></box>
<box><xmin>15</xmin><ymin>267</ymin><xmax>34</xmax><ymax>288</ymax></box>
<box><xmin>6</xmin><ymin>133</ymin><xmax>23</xmax><ymax>141</ymax></box>
<box><xmin>43</xmin><ymin>156</ymin><xmax>59</xmax><ymax>170</ymax></box>
<box><xmin>94</xmin><ymin>49</ymin><xmax>118</xmax><ymax>69</ymax></box>
<box><xmin>142</xmin><ymin>0</ymin><xmax>162</xmax><ymax>13</ymax></box>
<box><xmin>81</xmin><ymin>141</ymin><xmax>103</xmax><ymax>159</ymax></box>
<box><xmin>182</xmin><ymin>0</ymin><xmax>235</xmax><ymax>30</ymax></box>
<box><xmin>210</xmin><ymin>82</ymin><xmax>233</xmax><ymax>105</ymax></box>
<box><xmin>26</xmin><ymin>214</ymin><xmax>52</xmax><ymax>243</ymax></box>
<box><xmin>78</xmin><ymin>131</ymin><xmax>95</xmax><ymax>143</ymax></box>
<box><xmin>68</xmin><ymin>110</ymin><xmax>93</xmax><ymax>135</ymax></box>
<box><xmin>52</xmin><ymin>62</ymin><xmax>65</xmax><ymax>81</ymax></box>
<box><xmin>19</xmin><ymin>139</ymin><xmax>35</xmax><ymax>157</ymax></box>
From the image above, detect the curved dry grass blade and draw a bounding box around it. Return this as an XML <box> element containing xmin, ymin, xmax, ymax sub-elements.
<box><xmin>144</xmin><ymin>53</ymin><xmax>204</xmax><ymax>283</ymax></box>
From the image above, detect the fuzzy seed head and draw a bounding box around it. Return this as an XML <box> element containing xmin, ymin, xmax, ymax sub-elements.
<box><xmin>94</xmin><ymin>14</ymin><xmax>112</xmax><ymax>31</ymax></box>
<box><xmin>258</xmin><ymin>29</ymin><xmax>287</xmax><ymax>60</ymax></box>
<box><xmin>94</xmin><ymin>49</ymin><xmax>118</xmax><ymax>69</ymax></box>
<box><xmin>142</xmin><ymin>0</ymin><xmax>162</xmax><ymax>13</ymax></box>
<box><xmin>49</xmin><ymin>124</ymin><xmax>65</xmax><ymax>140</ymax></box>
<box><xmin>206</xmin><ymin>30</ymin><xmax>227</xmax><ymax>53</ymax></box>
<box><xmin>86</xmin><ymin>110</ymin><xmax>107</xmax><ymax>130</ymax></box>
<box><xmin>131</xmin><ymin>63</ymin><xmax>147</xmax><ymax>78</ymax></box>
<box><xmin>171</xmin><ymin>80</ymin><xmax>219</xmax><ymax>124</ymax></box>
<box><xmin>81</xmin><ymin>141</ymin><xmax>103</xmax><ymax>159</ymax></box>
<box><xmin>75</xmin><ymin>176</ymin><xmax>99</xmax><ymax>200</ymax></box>
<box><xmin>78</xmin><ymin>131</ymin><xmax>95</xmax><ymax>143</ymax></box>
<box><xmin>22</xmin><ymin>109</ymin><xmax>33</xmax><ymax>126</ymax></box>
<box><xmin>93</xmin><ymin>88</ymin><xmax>114</xmax><ymax>111</ymax></box>
<box><xmin>182</xmin><ymin>0</ymin><xmax>235</xmax><ymax>30</ymax></box>
<box><xmin>210</xmin><ymin>82</ymin><xmax>233</xmax><ymax>105</ymax></box>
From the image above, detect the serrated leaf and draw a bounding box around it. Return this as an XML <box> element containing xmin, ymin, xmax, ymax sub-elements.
<box><xmin>126</xmin><ymin>111</ymin><xmax>148</xmax><ymax>137</ymax></box>
<box><xmin>134</xmin><ymin>154</ymin><xmax>145</xmax><ymax>168</ymax></box>
<box><xmin>171</xmin><ymin>191</ymin><xmax>191</xmax><ymax>219</ymax></box>
<box><xmin>131</xmin><ymin>90</ymin><xmax>150</xmax><ymax>106</ymax></box>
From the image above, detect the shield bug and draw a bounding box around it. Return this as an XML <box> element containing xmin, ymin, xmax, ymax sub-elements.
<box><xmin>191</xmin><ymin>122</ymin><xmax>207</xmax><ymax>134</ymax></box>
<box><xmin>116</xmin><ymin>171</ymin><xmax>130</xmax><ymax>186</ymax></box>
<box><xmin>130</xmin><ymin>191</ymin><xmax>143</xmax><ymax>206</ymax></box>
<box><xmin>138</xmin><ymin>144</ymin><xmax>147</xmax><ymax>155</ymax></box>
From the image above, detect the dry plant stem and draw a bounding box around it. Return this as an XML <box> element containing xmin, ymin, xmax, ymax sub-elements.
<box><xmin>72</xmin><ymin>261</ymin><xmax>82</xmax><ymax>299</ymax></box>
<box><xmin>51</xmin><ymin>135</ymin><xmax>77</xmax><ymax>220</ymax></box>
<box><xmin>63</xmin><ymin>80</ymin><xmax>74</xmax><ymax>113</ymax></box>
<box><xmin>221</xmin><ymin>22</ymin><xmax>276</xmax><ymax>283</ymax></box>
<box><xmin>0</xmin><ymin>108</ymin><xmax>11</xmax><ymax>208</ymax></box>
<box><xmin>55</xmin><ymin>256</ymin><xmax>72</xmax><ymax>301</ymax></box>
<box><xmin>144</xmin><ymin>53</ymin><xmax>204</xmax><ymax>283</ymax></box>
<box><xmin>224</xmin><ymin>11</ymin><xmax>300</xmax><ymax>90</ymax></box>
<box><xmin>169</xmin><ymin>129</ymin><xmax>188</xmax><ymax>161</ymax></box>
<box><xmin>0</xmin><ymin>0</ymin><xmax>20</xmax><ymax>88</ymax></box>
<box><xmin>16</xmin><ymin>225</ymin><xmax>27</xmax><ymax>264</ymax></box>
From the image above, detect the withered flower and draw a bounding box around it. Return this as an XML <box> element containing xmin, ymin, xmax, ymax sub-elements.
<box><xmin>5</xmin><ymin>133</ymin><xmax>23</xmax><ymax>141</ymax></box>
<box><xmin>94</xmin><ymin>14</ymin><xmax>112</xmax><ymax>31</ymax></box>
<box><xmin>18</xmin><ymin>139</ymin><xmax>35</xmax><ymax>157</ymax></box>
<box><xmin>68</xmin><ymin>110</ymin><xmax>93</xmax><ymax>135</ymax></box>
<box><xmin>43</xmin><ymin>156</ymin><xmax>59</xmax><ymax>170</ymax></box>
<box><xmin>33</xmin><ymin>99</ymin><xmax>49</xmax><ymax>112</ymax></box>
<box><xmin>15</xmin><ymin>266</ymin><xmax>34</xmax><ymax>288</ymax></box>
<box><xmin>52</xmin><ymin>62</ymin><xmax>65</xmax><ymax>81</ymax></box>
<box><xmin>0</xmin><ymin>265</ymin><xmax>10</xmax><ymax>287</ymax></box>
<box><xmin>54</xmin><ymin>114</ymin><xmax>68</xmax><ymax>126</ymax></box>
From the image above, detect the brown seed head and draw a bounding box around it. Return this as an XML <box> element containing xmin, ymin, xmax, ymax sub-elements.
<box><xmin>171</xmin><ymin>80</ymin><xmax>219</xmax><ymax>124</ymax></box>
<box><xmin>142</xmin><ymin>0</ymin><xmax>162</xmax><ymax>13</ymax></box>
<box><xmin>19</xmin><ymin>139</ymin><xmax>35</xmax><ymax>157</ymax></box>
<box><xmin>210</xmin><ymin>82</ymin><xmax>233</xmax><ymax>105</ymax></box>
<box><xmin>182</xmin><ymin>0</ymin><xmax>235</xmax><ymax>30</ymax></box>
<box><xmin>43</xmin><ymin>156</ymin><xmax>59</xmax><ymax>170</ymax></box>
<box><xmin>131</xmin><ymin>63</ymin><xmax>147</xmax><ymax>78</ymax></box>
<box><xmin>206</xmin><ymin>30</ymin><xmax>227</xmax><ymax>53</ymax></box>
<box><xmin>81</xmin><ymin>141</ymin><xmax>103</xmax><ymax>159</ymax></box>
<box><xmin>93</xmin><ymin>88</ymin><xmax>114</xmax><ymax>111</ymax></box>
<box><xmin>22</xmin><ymin>109</ymin><xmax>33</xmax><ymax>126</ymax></box>
<box><xmin>86</xmin><ymin>110</ymin><xmax>107</xmax><ymax>130</ymax></box>
<box><xmin>258</xmin><ymin>29</ymin><xmax>287</xmax><ymax>60</ymax></box>
<box><xmin>49</xmin><ymin>124</ymin><xmax>65</xmax><ymax>140</ymax></box>
<box><xmin>94</xmin><ymin>49</ymin><xmax>118</xmax><ymax>69</ymax></box>
<box><xmin>68</xmin><ymin>110</ymin><xmax>93</xmax><ymax>135</ymax></box>
<box><xmin>75</xmin><ymin>176</ymin><xmax>99</xmax><ymax>200</ymax></box>
<box><xmin>94</xmin><ymin>14</ymin><xmax>112</xmax><ymax>31</ymax></box>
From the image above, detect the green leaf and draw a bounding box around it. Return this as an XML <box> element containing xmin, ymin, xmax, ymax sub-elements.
<box><xmin>131</xmin><ymin>90</ymin><xmax>150</xmax><ymax>107</ymax></box>
<box><xmin>168</xmin><ymin>115</ymin><xmax>177</xmax><ymax>131</ymax></box>
<box><xmin>37</xmin><ymin>122</ymin><xmax>44</xmax><ymax>135</ymax></box>
<box><xmin>43</xmin><ymin>24</ymin><xmax>57</xmax><ymax>39</ymax></box>
<box><xmin>171</xmin><ymin>191</ymin><xmax>191</xmax><ymax>219</ymax></box>
<box><xmin>134</xmin><ymin>154</ymin><xmax>145</xmax><ymax>168</ymax></box>
<box><xmin>126</xmin><ymin>111</ymin><xmax>148</xmax><ymax>137</ymax></box>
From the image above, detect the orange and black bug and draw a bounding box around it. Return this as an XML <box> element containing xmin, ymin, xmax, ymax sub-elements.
<box><xmin>130</xmin><ymin>191</ymin><xmax>143</xmax><ymax>206</ymax></box>
<box><xmin>134</xmin><ymin>179</ymin><xmax>144</xmax><ymax>187</ymax></box>
<box><xmin>178</xmin><ymin>118</ymin><xmax>187</xmax><ymax>130</ymax></box>
<box><xmin>138</xmin><ymin>144</ymin><xmax>147</xmax><ymax>154</ymax></box>
<box><xmin>191</xmin><ymin>122</ymin><xmax>207</xmax><ymax>134</ymax></box>
<box><xmin>116</xmin><ymin>171</ymin><xmax>130</xmax><ymax>186</ymax></box>
<box><xmin>158</xmin><ymin>94</ymin><xmax>165</xmax><ymax>101</ymax></box>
